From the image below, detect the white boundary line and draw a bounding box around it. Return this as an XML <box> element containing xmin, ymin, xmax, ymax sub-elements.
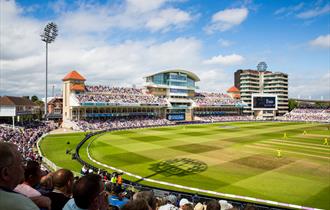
<box><xmin>86</xmin><ymin>136</ymin><xmax>321</xmax><ymax>210</ymax></box>
<box><xmin>36</xmin><ymin>134</ymin><xmax>82</xmax><ymax>177</ymax></box>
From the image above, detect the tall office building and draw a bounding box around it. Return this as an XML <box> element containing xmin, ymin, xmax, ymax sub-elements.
<box><xmin>234</xmin><ymin>62</ymin><xmax>288</xmax><ymax>116</ymax></box>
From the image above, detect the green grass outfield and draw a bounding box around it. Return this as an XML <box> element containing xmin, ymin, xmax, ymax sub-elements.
<box><xmin>40</xmin><ymin>122</ymin><xmax>330</xmax><ymax>209</ymax></box>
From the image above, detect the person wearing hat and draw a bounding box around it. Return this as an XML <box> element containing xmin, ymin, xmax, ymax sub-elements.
<box><xmin>158</xmin><ymin>194</ymin><xmax>178</xmax><ymax>210</ymax></box>
<box><xmin>194</xmin><ymin>202</ymin><xmax>206</xmax><ymax>210</ymax></box>
<box><xmin>219</xmin><ymin>200</ymin><xmax>233</xmax><ymax>210</ymax></box>
<box><xmin>179</xmin><ymin>198</ymin><xmax>194</xmax><ymax>210</ymax></box>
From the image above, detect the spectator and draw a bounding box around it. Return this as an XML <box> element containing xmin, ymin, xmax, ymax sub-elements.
<box><xmin>14</xmin><ymin>160</ymin><xmax>51</xmax><ymax>210</ymax></box>
<box><xmin>181</xmin><ymin>203</ymin><xmax>194</xmax><ymax>210</ymax></box>
<box><xmin>117</xmin><ymin>172</ymin><xmax>123</xmax><ymax>186</ymax></box>
<box><xmin>38</xmin><ymin>173</ymin><xmax>53</xmax><ymax>195</ymax></box>
<box><xmin>122</xmin><ymin>198</ymin><xmax>152</xmax><ymax>210</ymax></box>
<box><xmin>194</xmin><ymin>203</ymin><xmax>205</xmax><ymax>210</ymax></box>
<box><xmin>108</xmin><ymin>185</ymin><xmax>129</xmax><ymax>209</ymax></box>
<box><xmin>206</xmin><ymin>199</ymin><xmax>220</xmax><ymax>210</ymax></box>
<box><xmin>63</xmin><ymin>174</ymin><xmax>108</xmax><ymax>210</ymax></box>
<box><xmin>110</xmin><ymin>172</ymin><xmax>117</xmax><ymax>185</ymax></box>
<box><xmin>81</xmin><ymin>165</ymin><xmax>88</xmax><ymax>175</ymax></box>
<box><xmin>158</xmin><ymin>194</ymin><xmax>178</xmax><ymax>210</ymax></box>
<box><xmin>45</xmin><ymin>169</ymin><xmax>74</xmax><ymax>210</ymax></box>
<box><xmin>179</xmin><ymin>198</ymin><xmax>193</xmax><ymax>210</ymax></box>
<box><xmin>133</xmin><ymin>191</ymin><xmax>157</xmax><ymax>210</ymax></box>
<box><xmin>219</xmin><ymin>200</ymin><xmax>233</xmax><ymax>210</ymax></box>
<box><xmin>0</xmin><ymin>142</ymin><xmax>39</xmax><ymax>210</ymax></box>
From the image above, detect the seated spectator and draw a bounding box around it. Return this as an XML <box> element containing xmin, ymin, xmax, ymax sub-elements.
<box><xmin>63</xmin><ymin>174</ymin><xmax>108</xmax><ymax>210</ymax></box>
<box><xmin>0</xmin><ymin>142</ymin><xmax>39</xmax><ymax>210</ymax></box>
<box><xmin>88</xmin><ymin>168</ymin><xmax>94</xmax><ymax>174</ymax></box>
<box><xmin>194</xmin><ymin>203</ymin><xmax>206</xmax><ymax>210</ymax></box>
<box><xmin>108</xmin><ymin>185</ymin><xmax>130</xmax><ymax>209</ymax></box>
<box><xmin>206</xmin><ymin>199</ymin><xmax>220</xmax><ymax>210</ymax></box>
<box><xmin>14</xmin><ymin>160</ymin><xmax>51</xmax><ymax>210</ymax></box>
<box><xmin>38</xmin><ymin>173</ymin><xmax>53</xmax><ymax>195</ymax></box>
<box><xmin>133</xmin><ymin>191</ymin><xmax>157</xmax><ymax>210</ymax></box>
<box><xmin>181</xmin><ymin>203</ymin><xmax>194</xmax><ymax>210</ymax></box>
<box><xmin>122</xmin><ymin>198</ymin><xmax>152</xmax><ymax>210</ymax></box>
<box><xmin>219</xmin><ymin>200</ymin><xmax>233</xmax><ymax>210</ymax></box>
<box><xmin>45</xmin><ymin>169</ymin><xmax>74</xmax><ymax>210</ymax></box>
<box><xmin>81</xmin><ymin>165</ymin><xmax>88</xmax><ymax>175</ymax></box>
<box><xmin>179</xmin><ymin>198</ymin><xmax>193</xmax><ymax>210</ymax></box>
<box><xmin>158</xmin><ymin>194</ymin><xmax>178</xmax><ymax>210</ymax></box>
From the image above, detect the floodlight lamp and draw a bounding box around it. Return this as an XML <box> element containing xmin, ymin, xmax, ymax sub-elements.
<box><xmin>41</xmin><ymin>22</ymin><xmax>58</xmax><ymax>44</ymax></box>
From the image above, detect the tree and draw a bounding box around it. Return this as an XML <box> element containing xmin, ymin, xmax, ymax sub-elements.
<box><xmin>31</xmin><ymin>95</ymin><xmax>39</xmax><ymax>102</ymax></box>
<box><xmin>288</xmin><ymin>99</ymin><xmax>298</xmax><ymax>111</ymax></box>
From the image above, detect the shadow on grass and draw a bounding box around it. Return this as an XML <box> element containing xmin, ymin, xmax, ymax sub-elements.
<box><xmin>136</xmin><ymin>158</ymin><xmax>208</xmax><ymax>183</ymax></box>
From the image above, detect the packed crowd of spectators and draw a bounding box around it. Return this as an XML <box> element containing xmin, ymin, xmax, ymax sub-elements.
<box><xmin>85</xmin><ymin>85</ymin><xmax>143</xmax><ymax>95</ymax></box>
<box><xmin>283</xmin><ymin>108</ymin><xmax>330</xmax><ymax>122</ymax></box>
<box><xmin>75</xmin><ymin>117</ymin><xmax>174</xmax><ymax>131</ymax></box>
<box><xmin>0</xmin><ymin>121</ymin><xmax>58</xmax><ymax>162</ymax></box>
<box><xmin>78</xmin><ymin>85</ymin><xmax>167</xmax><ymax>106</ymax></box>
<box><xmin>198</xmin><ymin>115</ymin><xmax>253</xmax><ymax>122</ymax></box>
<box><xmin>81</xmin><ymin>87</ymin><xmax>244</xmax><ymax>107</ymax></box>
<box><xmin>194</xmin><ymin>92</ymin><xmax>240</xmax><ymax>106</ymax></box>
<box><xmin>77</xmin><ymin>94</ymin><xmax>167</xmax><ymax>106</ymax></box>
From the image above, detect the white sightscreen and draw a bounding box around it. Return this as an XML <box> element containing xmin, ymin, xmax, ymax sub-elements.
<box><xmin>0</xmin><ymin>106</ymin><xmax>16</xmax><ymax>116</ymax></box>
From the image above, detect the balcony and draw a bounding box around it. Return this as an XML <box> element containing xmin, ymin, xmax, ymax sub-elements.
<box><xmin>264</xmin><ymin>80</ymin><xmax>288</xmax><ymax>85</ymax></box>
<box><xmin>240</xmin><ymin>77</ymin><xmax>260</xmax><ymax>82</ymax></box>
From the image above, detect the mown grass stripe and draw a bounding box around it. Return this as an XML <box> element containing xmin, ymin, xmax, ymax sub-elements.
<box><xmin>247</xmin><ymin>144</ymin><xmax>330</xmax><ymax>160</ymax></box>
<box><xmin>253</xmin><ymin>142</ymin><xmax>330</xmax><ymax>157</ymax></box>
<box><xmin>266</xmin><ymin>139</ymin><xmax>330</xmax><ymax>151</ymax></box>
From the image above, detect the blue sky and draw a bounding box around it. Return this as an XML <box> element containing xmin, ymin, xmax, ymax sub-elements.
<box><xmin>0</xmin><ymin>0</ymin><xmax>329</xmax><ymax>99</ymax></box>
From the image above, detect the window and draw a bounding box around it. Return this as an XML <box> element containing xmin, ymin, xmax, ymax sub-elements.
<box><xmin>187</xmin><ymin>78</ymin><xmax>195</xmax><ymax>87</ymax></box>
<box><xmin>153</xmin><ymin>74</ymin><xmax>164</xmax><ymax>84</ymax></box>
<box><xmin>170</xmin><ymin>89</ymin><xmax>188</xmax><ymax>93</ymax></box>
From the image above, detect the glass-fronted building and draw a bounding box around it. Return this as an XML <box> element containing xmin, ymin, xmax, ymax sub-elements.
<box><xmin>144</xmin><ymin>70</ymin><xmax>200</xmax><ymax>121</ymax></box>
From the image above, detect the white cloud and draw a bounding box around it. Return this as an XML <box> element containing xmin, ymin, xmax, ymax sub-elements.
<box><xmin>203</xmin><ymin>54</ymin><xmax>244</xmax><ymax>66</ymax></box>
<box><xmin>0</xmin><ymin>0</ymin><xmax>43</xmax><ymax>60</ymax></box>
<box><xmin>297</xmin><ymin>4</ymin><xmax>330</xmax><ymax>19</ymax></box>
<box><xmin>145</xmin><ymin>8</ymin><xmax>191</xmax><ymax>32</ymax></box>
<box><xmin>289</xmin><ymin>72</ymin><xmax>330</xmax><ymax>100</ymax></box>
<box><xmin>205</xmin><ymin>8</ymin><xmax>248</xmax><ymax>33</ymax></box>
<box><xmin>274</xmin><ymin>3</ymin><xmax>304</xmax><ymax>16</ymax></box>
<box><xmin>0</xmin><ymin>1</ymin><xmax>205</xmax><ymax>96</ymax></box>
<box><xmin>274</xmin><ymin>2</ymin><xmax>330</xmax><ymax>20</ymax></box>
<box><xmin>126</xmin><ymin>0</ymin><xmax>167</xmax><ymax>13</ymax></box>
<box><xmin>198</xmin><ymin>69</ymin><xmax>232</xmax><ymax>93</ymax></box>
<box><xmin>309</xmin><ymin>34</ymin><xmax>330</xmax><ymax>48</ymax></box>
<box><xmin>56</xmin><ymin>0</ymin><xmax>193</xmax><ymax>34</ymax></box>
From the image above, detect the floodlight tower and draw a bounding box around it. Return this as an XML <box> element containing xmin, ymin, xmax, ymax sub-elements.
<box><xmin>257</xmin><ymin>61</ymin><xmax>268</xmax><ymax>71</ymax></box>
<box><xmin>41</xmin><ymin>22</ymin><xmax>58</xmax><ymax>120</ymax></box>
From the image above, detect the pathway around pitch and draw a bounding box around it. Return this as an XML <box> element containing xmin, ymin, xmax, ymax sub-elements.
<box><xmin>86</xmin><ymin>138</ymin><xmax>321</xmax><ymax>210</ymax></box>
